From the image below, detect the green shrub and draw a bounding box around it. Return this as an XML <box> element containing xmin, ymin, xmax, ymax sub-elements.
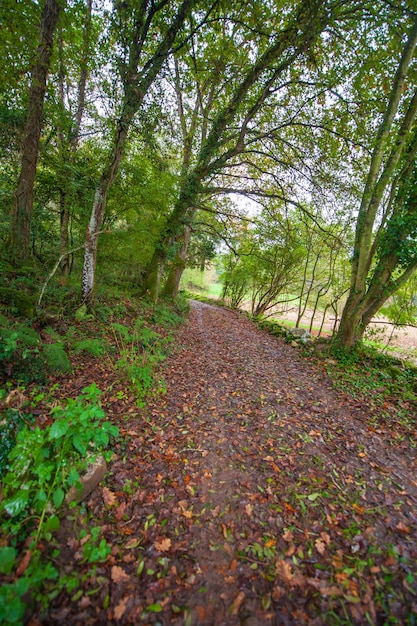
<box><xmin>0</xmin><ymin>384</ymin><xmax>119</xmax><ymax>623</ymax></box>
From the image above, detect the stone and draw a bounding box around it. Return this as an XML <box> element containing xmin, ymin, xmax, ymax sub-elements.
<box><xmin>289</xmin><ymin>327</ymin><xmax>311</xmax><ymax>339</ymax></box>
<box><xmin>65</xmin><ymin>456</ymin><xmax>107</xmax><ymax>505</ymax></box>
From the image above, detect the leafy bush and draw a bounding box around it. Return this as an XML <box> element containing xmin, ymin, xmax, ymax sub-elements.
<box><xmin>0</xmin><ymin>384</ymin><xmax>118</xmax><ymax>624</ymax></box>
<box><xmin>111</xmin><ymin>316</ymin><xmax>170</xmax><ymax>404</ymax></box>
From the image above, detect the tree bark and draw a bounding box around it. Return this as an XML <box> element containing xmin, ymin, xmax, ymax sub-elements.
<box><xmin>9</xmin><ymin>0</ymin><xmax>61</xmax><ymax>266</ymax></box>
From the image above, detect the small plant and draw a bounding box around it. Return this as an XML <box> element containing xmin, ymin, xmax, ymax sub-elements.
<box><xmin>111</xmin><ymin>316</ymin><xmax>170</xmax><ymax>403</ymax></box>
<box><xmin>72</xmin><ymin>338</ymin><xmax>107</xmax><ymax>357</ymax></box>
<box><xmin>0</xmin><ymin>384</ymin><xmax>118</xmax><ymax>623</ymax></box>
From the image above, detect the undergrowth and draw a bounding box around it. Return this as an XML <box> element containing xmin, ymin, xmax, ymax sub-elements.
<box><xmin>0</xmin><ymin>290</ymin><xmax>188</xmax><ymax>623</ymax></box>
<box><xmin>0</xmin><ymin>384</ymin><xmax>118</xmax><ymax>625</ymax></box>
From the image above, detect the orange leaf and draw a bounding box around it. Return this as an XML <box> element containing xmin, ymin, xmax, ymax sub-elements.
<box><xmin>16</xmin><ymin>550</ymin><xmax>32</xmax><ymax>576</ymax></box>
<box><xmin>154</xmin><ymin>537</ymin><xmax>172</xmax><ymax>552</ymax></box>
<box><xmin>396</xmin><ymin>521</ymin><xmax>410</xmax><ymax>534</ymax></box>
<box><xmin>230</xmin><ymin>591</ymin><xmax>245</xmax><ymax>615</ymax></box>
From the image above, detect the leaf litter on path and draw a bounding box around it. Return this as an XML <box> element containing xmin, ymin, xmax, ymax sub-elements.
<box><xmin>45</xmin><ymin>301</ymin><xmax>417</xmax><ymax>625</ymax></box>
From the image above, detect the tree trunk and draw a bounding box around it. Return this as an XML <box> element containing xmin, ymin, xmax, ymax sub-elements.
<box><xmin>80</xmin><ymin>0</ymin><xmax>196</xmax><ymax>302</ymax></box>
<box><xmin>81</xmin><ymin>123</ymin><xmax>129</xmax><ymax>302</ymax></box>
<box><xmin>9</xmin><ymin>0</ymin><xmax>61</xmax><ymax>266</ymax></box>
<box><xmin>337</xmin><ymin>14</ymin><xmax>417</xmax><ymax>350</ymax></box>
<box><xmin>161</xmin><ymin>225</ymin><xmax>191</xmax><ymax>299</ymax></box>
<box><xmin>59</xmin><ymin>0</ymin><xmax>92</xmax><ymax>276</ymax></box>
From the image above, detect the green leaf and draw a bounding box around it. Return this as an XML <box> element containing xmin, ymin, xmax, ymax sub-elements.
<box><xmin>44</xmin><ymin>515</ymin><xmax>60</xmax><ymax>533</ymax></box>
<box><xmin>49</xmin><ymin>419</ymin><xmax>70</xmax><ymax>440</ymax></box>
<box><xmin>307</xmin><ymin>493</ymin><xmax>321</xmax><ymax>502</ymax></box>
<box><xmin>72</xmin><ymin>434</ymin><xmax>87</xmax><ymax>455</ymax></box>
<box><xmin>3</xmin><ymin>490</ymin><xmax>29</xmax><ymax>516</ymax></box>
<box><xmin>53</xmin><ymin>487</ymin><xmax>65</xmax><ymax>508</ymax></box>
<box><xmin>136</xmin><ymin>559</ymin><xmax>145</xmax><ymax>576</ymax></box>
<box><xmin>147</xmin><ymin>603</ymin><xmax>162</xmax><ymax>612</ymax></box>
<box><xmin>0</xmin><ymin>547</ymin><xmax>17</xmax><ymax>574</ymax></box>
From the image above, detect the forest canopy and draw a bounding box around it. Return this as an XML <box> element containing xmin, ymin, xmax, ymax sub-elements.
<box><xmin>2</xmin><ymin>0</ymin><xmax>417</xmax><ymax>349</ymax></box>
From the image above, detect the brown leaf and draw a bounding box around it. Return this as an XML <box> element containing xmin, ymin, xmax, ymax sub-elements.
<box><xmin>230</xmin><ymin>590</ymin><xmax>245</xmax><ymax>615</ymax></box>
<box><xmin>114</xmin><ymin>596</ymin><xmax>129</xmax><ymax>620</ymax></box>
<box><xmin>16</xmin><ymin>550</ymin><xmax>32</xmax><ymax>576</ymax></box>
<box><xmin>282</xmin><ymin>529</ymin><xmax>294</xmax><ymax>543</ymax></box>
<box><xmin>102</xmin><ymin>487</ymin><xmax>117</xmax><ymax>507</ymax></box>
<box><xmin>396</xmin><ymin>521</ymin><xmax>410</xmax><ymax>534</ymax></box>
<box><xmin>285</xmin><ymin>544</ymin><xmax>296</xmax><ymax>557</ymax></box>
<box><xmin>111</xmin><ymin>565</ymin><xmax>130</xmax><ymax>584</ymax></box>
<box><xmin>154</xmin><ymin>537</ymin><xmax>172</xmax><ymax>552</ymax></box>
<box><xmin>315</xmin><ymin>538</ymin><xmax>326</xmax><ymax>555</ymax></box>
<box><xmin>276</xmin><ymin>559</ymin><xmax>293</xmax><ymax>584</ymax></box>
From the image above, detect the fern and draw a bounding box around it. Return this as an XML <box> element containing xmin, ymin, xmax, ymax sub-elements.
<box><xmin>42</xmin><ymin>344</ymin><xmax>72</xmax><ymax>374</ymax></box>
<box><xmin>73</xmin><ymin>339</ymin><xmax>106</xmax><ymax>357</ymax></box>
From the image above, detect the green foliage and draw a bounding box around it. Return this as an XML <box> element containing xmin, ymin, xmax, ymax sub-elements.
<box><xmin>0</xmin><ymin>384</ymin><xmax>118</xmax><ymax>623</ymax></box>
<box><xmin>0</xmin><ymin>318</ymin><xmax>74</xmax><ymax>381</ymax></box>
<box><xmin>0</xmin><ymin>321</ymin><xmax>44</xmax><ymax>383</ymax></box>
<box><xmin>111</xmin><ymin>316</ymin><xmax>170</xmax><ymax>404</ymax></box>
<box><xmin>72</xmin><ymin>338</ymin><xmax>107</xmax><ymax>357</ymax></box>
<box><xmin>42</xmin><ymin>343</ymin><xmax>72</xmax><ymax>374</ymax></box>
<box><xmin>0</xmin><ymin>403</ymin><xmax>35</xmax><ymax>478</ymax></box>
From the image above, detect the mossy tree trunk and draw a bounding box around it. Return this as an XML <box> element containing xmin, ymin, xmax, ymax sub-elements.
<box><xmin>337</xmin><ymin>15</ymin><xmax>417</xmax><ymax>350</ymax></box>
<box><xmin>9</xmin><ymin>0</ymin><xmax>61</xmax><ymax>266</ymax></box>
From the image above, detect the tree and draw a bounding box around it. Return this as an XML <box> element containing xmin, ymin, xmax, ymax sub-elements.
<box><xmin>9</xmin><ymin>0</ymin><xmax>62</xmax><ymax>266</ymax></box>
<box><xmin>337</xmin><ymin>13</ymin><xmax>417</xmax><ymax>349</ymax></box>
<box><xmin>142</xmin><ymin>0</ymin><xmax>341</xmax><ymax>300</ymax></box>
<box><xmin>81</xmin><ymin>0</ymin><xmax>210</xmax><ymax>302</ymax></box>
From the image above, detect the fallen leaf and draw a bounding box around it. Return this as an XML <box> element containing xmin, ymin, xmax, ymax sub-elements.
<box><xmin>282</xmin><ymin>529</ymin><xmax>294</xmax><ymax>543</ymax></box>
<box><xmin>114</xmin><ymin>597</ymin><xmax>129</xmax><ymax>619</ymax></box>
<box><xmin>154</xmin><ymin>537</ymin><xmax>172</xmax><ymax>552</ymax></box>
<box><xmin>315</xmin><ymin>538</ymin><xmax>326</xmax><ymax>555</ymax></box>
<box><xmin>276</xmin><ymin>559</ymin><xmax>293</xmax><ymax>584</ymax></box>
<box><xmin>396</xmin><ymin>521</ymin><xmax>410</xmax><ymax>534</ymax></box>
<box><xmin>16</xmin><ymin>550</ymin><xmax>32</xmax><ymax>576</ymax></box>
<box><xmin>245</xmin><ymin>503</ymin><xmax>253</xmax><ymax>517</ymax></box>
<box><xmin>102</xmin><ymin>487</ymin><xmax>117</xmax><ymax>507</ymax></box>
<box><xmin>230</xmin><ymin>590</ymin><xmax>245</xmax><ymax>615</ymax></box>
<box><xmin>111</xmin><ymin>565</ymin><xmax>130</xmax><ymax>583</ymax></box>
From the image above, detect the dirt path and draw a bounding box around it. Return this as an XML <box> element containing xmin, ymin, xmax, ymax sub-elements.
<box><xmin>47</xmin><ymin>301</ymin><xmax>417</xmax><ymax>625</ymax></box>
